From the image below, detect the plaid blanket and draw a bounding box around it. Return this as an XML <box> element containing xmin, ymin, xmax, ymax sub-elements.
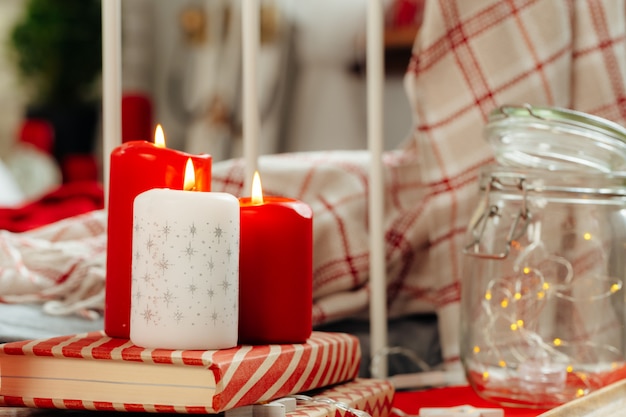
<box><xmin>212</xmin><ymin>0</ymin><xmax>626</xmax><ymax>365</ymax></box>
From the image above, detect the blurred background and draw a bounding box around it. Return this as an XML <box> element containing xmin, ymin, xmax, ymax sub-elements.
<box><xmin>0</xmin><ymin>0</ymin><xmax>422</xmax><ymax>202</ymax></box>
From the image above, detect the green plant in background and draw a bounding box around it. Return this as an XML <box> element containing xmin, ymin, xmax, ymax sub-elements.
<box><xmin>8</xmin><ymin>0</ymin><xmax>102</xmax><ymax>107</ymax></box>
<box><xmin>6</xmin><ymin>0</ymin><xmax>102</xmax><ymax>167</ymax></box>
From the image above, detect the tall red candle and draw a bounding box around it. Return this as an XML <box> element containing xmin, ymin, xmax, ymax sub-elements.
<box><xmin>105</xmin><ymin>127</ymin><xmax>211</xmax><ymax>338</ymax></box>
<box><xmin>238</xmin><ymin>173</ymin><xmax>313</xmax><ymax>344</ymax></box>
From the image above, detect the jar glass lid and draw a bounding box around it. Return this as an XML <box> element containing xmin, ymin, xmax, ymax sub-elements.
<box><xmin>485</xmin><ymin>104</ymin><xmax>626</xmax><ymax>172</ymax></box>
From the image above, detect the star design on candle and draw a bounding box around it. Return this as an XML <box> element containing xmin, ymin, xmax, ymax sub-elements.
<box><xmin>183</xmin><ymin>242</ymin><xmax>196</xmax><ymax>260</ymax></box>
<box><xmin>141</xmin><ymin>306</ymin><xmax>155</xmax><ymax>324</ymax></box>
<box><xmin>227</xmin><ymin>247</ymin><xmax>232</xmax><ymax>259</ymax></box>
<box><xmin>142</xmin><ymin>271</ymin><xmax>153</xmax><ymax>284</ymax></box>
<box><xmin>157</xmin><ymin>253</ymin><xmax>170</xmax><ymax>275</ymax></box>
<box><xmin>207</xmin><ymin>287</ymin><xmax>215</xmax><ymax>299</ymax></box>
<box><xmin>189</xmin><ymin>223</ymin><xmax>197</xmax><ymax>238</ymax></box>
<box><xmin>133</xmin><ymin>289</ymin><xmax>142</xmax><ymax>302</ymax></box>
<box><xmin>162</xmin><ymin>289</ymin><xmax>175</xmax><ymax>307</ymax></box>
<box><xmin>214</xmin><ymin>225</ymin><xmax>223</xmax><ymax>242</ymax></box>
<box><xmin>221</xmin><ymin>278</ymin><xmax>231</xmax><ymax>294</ymax></box>
<box><xmin>208</xmin><ymin>258</ymin><xmax>215</xmax><ymax>274</ymax></box>
<box><xmin>187</xmin><ymin>283</ymin><xmax>198</xmax><ymax>295</ymax></box>
<box><xmin>211</xmin><ymin>311</ymin><xmax>219</xmax><ymax>324</ymax></box>
<box><xmin>174</xmin><ymin>310</ymin><xmax>184</xmax><ymax>324</ymax></box>
<box><xmin>162</xmin><ymin>222</ymin><xmax>171</xmax><ymax>239</ymax></box>
<box><xmin>146</xmin><ymin>235</ymin><xmax>155</xmax><ymax>253</ymax></box>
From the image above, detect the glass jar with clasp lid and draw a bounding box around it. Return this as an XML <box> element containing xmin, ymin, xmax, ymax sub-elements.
<box><xmin>461</xmin><ymin>104</ymin><xmax>626</xmax><ymax>408</ymax></box>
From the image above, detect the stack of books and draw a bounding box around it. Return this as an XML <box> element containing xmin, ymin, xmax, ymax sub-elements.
<box><xmin>0</xmin><ymin>331</ymin><xmax>394</xmax><ymax>416</ymax></box>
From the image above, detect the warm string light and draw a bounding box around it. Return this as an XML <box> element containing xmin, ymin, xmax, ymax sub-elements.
<box><xmin>473</xmin><ymin>231</ymin><xmax>624</xmax><ymax>396</ymax></box>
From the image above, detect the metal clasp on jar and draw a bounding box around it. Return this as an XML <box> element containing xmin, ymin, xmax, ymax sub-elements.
<box><xmin>463</xmin><ymin>176</ymin><xmax>532</xmax><ymax>259</ymax></box>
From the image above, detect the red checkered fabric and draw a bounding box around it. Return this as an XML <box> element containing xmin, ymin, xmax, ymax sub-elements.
<box><xmin>213</xmin><ymin>0</ymin><xmax>626</xmax><ymax>365</ymax></box>
<box><xmin>0</xmin><ymin>209</ymin><xmax>107</xmax><ymax>319</ymax></box>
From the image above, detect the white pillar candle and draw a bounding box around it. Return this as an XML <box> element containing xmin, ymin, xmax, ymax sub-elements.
<box><xmin>367</xmin><ymin>0</ymin><xmax>388</xmax><ymax>378</ymax></box>
<box><xmin>130</xmin><ymin>189</ymin><xmax>240</xmax><ymax>350</ymax></box>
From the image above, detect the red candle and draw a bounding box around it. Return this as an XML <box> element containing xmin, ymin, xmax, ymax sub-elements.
<box><xmin>105</xmin><ymin>125</ymin><xmax>211</xmax><ymax>339</ymax></box>
<box><xmin>238</xmin><ymin>172</ymin><xmax>313</xmax><ymax>344</ymax></box>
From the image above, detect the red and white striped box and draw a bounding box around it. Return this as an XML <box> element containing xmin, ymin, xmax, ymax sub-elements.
<box><xmin>289</xmin><ymin>378</ymin><xmax>395</xmax><ymax>417</ymax></box>
<box><xmin>0</xmin><ymin>331</ymin><xmax>362</xmax><ymax>413</ymax></box>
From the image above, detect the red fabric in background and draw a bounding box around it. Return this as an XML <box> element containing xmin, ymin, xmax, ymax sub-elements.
<box><xmin>18</xmin><ymin>119</ymin><xmax>55</xmax><ymax>155</ymax></box>
<box><xmin>392</xmin><ymin>386</ymin><xmax>548</xmax><ymax>417</ymax></box>
<box><xmin>0</xmin><ymin>181</ymin><xmax>104</xmax><ymax>233</ymax></box>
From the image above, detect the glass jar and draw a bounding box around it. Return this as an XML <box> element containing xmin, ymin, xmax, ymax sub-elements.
<box><xmin>461</xmin><ymin>105</ymin><xmax>626</xmax><ymax>408</ymax></box>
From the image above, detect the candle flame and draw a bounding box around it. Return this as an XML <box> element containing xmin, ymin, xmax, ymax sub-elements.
<box><xmin>184</xmin><ymin>158</ymin><xmax>196</xmax><ymax>191</ymax></box>
<box><xmin>251</xmin><ymin>171</ymin><xmax>264</xmax><ymax>205</ymax></box>
<box><xmin>154</xmin><ymin>124</ymin><xmax>166</xmax><ymax>148</ymax></box>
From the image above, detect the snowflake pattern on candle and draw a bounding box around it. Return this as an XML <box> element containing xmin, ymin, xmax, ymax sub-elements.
<box><xmin>130</xmin><ymin>202</ymin><xmax>239</xmax><ymax>349</ymax></box>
